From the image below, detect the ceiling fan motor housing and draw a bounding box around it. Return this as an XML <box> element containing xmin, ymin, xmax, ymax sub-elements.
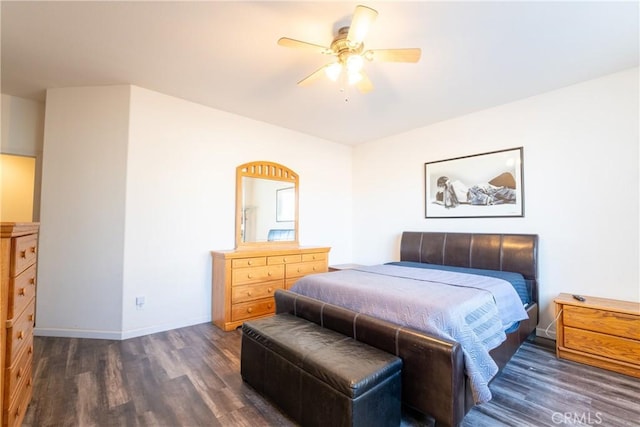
<box><xmin>331</xmin><ymin>26</ymin><xmax>364</xmax><ymax>63</ymax></box>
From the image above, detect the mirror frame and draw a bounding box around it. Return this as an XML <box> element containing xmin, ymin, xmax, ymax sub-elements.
<box><xmin>235</xmin><ymin>161</ymin><xmax>299</xmax><ymax>249</ymax></box>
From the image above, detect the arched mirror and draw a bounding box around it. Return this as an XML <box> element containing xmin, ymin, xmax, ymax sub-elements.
<box><xmin>236</xmin><ymin>161</ymin><xmax>299</xmax><ymax>249</ymax></box>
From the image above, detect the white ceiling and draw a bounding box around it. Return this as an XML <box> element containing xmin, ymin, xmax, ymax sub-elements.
<box><xmin>2</xmin><ymin>1</ymin><xmax>638</xmax><ymax>145</ymax></box>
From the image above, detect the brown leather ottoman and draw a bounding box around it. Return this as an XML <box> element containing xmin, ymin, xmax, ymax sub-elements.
<box><xmin>241</xmin><ymin>313</ymin><xmax>402</xmax><ymax>427</ymax></box>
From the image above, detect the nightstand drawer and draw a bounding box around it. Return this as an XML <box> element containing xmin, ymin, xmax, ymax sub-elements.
<box><xmin>564</xmin><ymin>326</ymin><xmax>640</xmax><ymax>365</ymax></box>
<box><xmin>564</xmin><ymin>306</ymin><xmax>640</xmax><ymax>340</ymax></box>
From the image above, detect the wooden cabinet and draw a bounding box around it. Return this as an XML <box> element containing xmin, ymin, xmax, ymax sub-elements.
<box><xmin>1</xmin><ymin>223</ymin><xmax>38</xmax><ymax>427</ymax></box>
<box><xmin>555</xmin><ymin>293</ymin><xmax>639</xmax><ymax>378</ymax></box>
<box><xmin>211</xmin><ymin>246</ymin><xmax>330</xmax><ymax>331</ymax></box>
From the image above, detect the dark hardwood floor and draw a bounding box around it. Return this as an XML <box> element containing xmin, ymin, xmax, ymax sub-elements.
<box><xmin>23</xmin><ymin>323</ymin><xmax>640</xmax><ymax>427</ymax></box>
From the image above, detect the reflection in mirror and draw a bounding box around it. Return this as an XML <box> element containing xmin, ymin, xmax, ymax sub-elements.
<box><xmin>241</xmin><ymin>177</ymin><xmax>295</xmax><ymax>243</ymax></box>
<box><xmin>236</xmin><ymin>161</ymin><xmax>299</xmax><ymax>249</ymax></box>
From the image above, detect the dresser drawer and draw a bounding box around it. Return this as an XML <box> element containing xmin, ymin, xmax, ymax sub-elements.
<box><xmin>5</xmin><ymin>338</ymin><xmax>33</xmax><ymax>405</ymax></box>
<box><xmin>232</xmin><ymin>257</ymin><xmax>266</xmax><ymax>268</ymax></box>
<box><xmin>286</xmin><ymin>260</ymin><xmax>327</xmax><ymax>279</ymax></box>
<box><xmin>6</xmin><ymin>300</ymin><xmax>35</xmax><ymax>365</ymax></box>
<box><xmin>231</xmin><ymin>299</ymin><xmax>275</xmax><ymax>322</ymax></box>
<box><xmin>11</xmin><ymin>234</ymin><xmax>38</xmax><ymax>277</ymax></box>
<box><xmin>232</xmin><ymin>281</ymin><xmax>283</xmax><ymax>304</ymax></box>
<box><xmin>4</xmin><ymin>360</ymin><xmax>32</xmax><ymax>427</ymax></box>
<box><xmin>564</xmin><ymin>326</ymin><xmax>640</xmax><ymax>365</ymax></box>
<box><xmin>267</xmin><ymin>254</ymin><xmax>302</xmax><ymax>265</ymax></box>
<box><xmin>302</xmin><ymin>252</ymin><xmax>327</xmax><ymax>262</ymax></box>
<box><xmin>563</xmin><ymin>306</ymin><xmax>640</xmax><ymax>340</ymax></box>
<box><xmin>8</xmin><ymin>263</ymin><xmax>37</xmax><ymax>320</ymax></box>
<box><xmin>232</xmin><ymin>264</ymin><xmax>284</xmax><ymax>286</ymax></box>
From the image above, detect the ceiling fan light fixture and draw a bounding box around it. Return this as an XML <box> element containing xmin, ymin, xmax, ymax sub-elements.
<box><xmin>346</xmin><ymin>54</ymin><xmax>364</xmax><ymax>73</ymax></box>
<box><xmin>347</xmin><ymin>71</ymin><xmax>363</xmax><ymax>85</ymax></box>
<box><xmin>325</xmin><ymin>62</ymin><xmax>342</xmax><ymax>81</ymax></box>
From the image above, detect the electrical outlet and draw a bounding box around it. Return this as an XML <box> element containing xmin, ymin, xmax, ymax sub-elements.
<box><xmin>136</xmin><ymin>296</ymin><xmax>145</xmax><ymax>310</ymax></box>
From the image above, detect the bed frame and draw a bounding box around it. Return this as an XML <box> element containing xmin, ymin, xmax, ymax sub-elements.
<box><xmin>275</xmin><ymin>231</ymin><xmax>538</xmax><ymax>427</ymax></box>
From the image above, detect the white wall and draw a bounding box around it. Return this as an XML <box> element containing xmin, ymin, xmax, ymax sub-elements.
<box><xmin>37</xmin><ymin>86</ymin><xmax>131</xmax><ymax>337</ymax></box>
<box><xmin>35</xmin><ymin>84</ymin><xmax>353</xmax><ymax>339</ymax></box>
<box><xmin>352</xmin><ymin>67</ymin><xmax>640</xmax><ymax>337</ymax></box>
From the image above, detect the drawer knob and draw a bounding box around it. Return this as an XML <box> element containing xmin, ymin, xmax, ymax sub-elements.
<box><xmin>247</xmin><ymin>307</ymin><xmax>253</xmax><ymax>313</ymax></box>
<box><xmin>267</xmin><ymin>272</ymin><xmax>272</xmax><ymax>276</ymax></box>
<box><xmin>268</xmin><ymin>287</ymin><xmax>273</xmax><ymax>293</ymax></box>
<box><xmin>29</xmin><ymin>314</ymin><xmax>34</xmax><ymax>322</ymax></box>
<box><xmin>18</xmin><ymin>331</ymin><xmax>24</xmax><ymax>340</ymax></box>
<box><xmin>247</xmin><ymin>291</ymin><xmax>252</xmax><ymax>297</ymax></box>
<box><xmin>267</xmin><ymin>303</ymin><xmax>272</xmax><ymax>309</ymax></box>
<box><xmin>18</xmin><ymin>287</ymin><xmax>26</xmax><ymax>296</ymax></box>
<box><xmin>313</xmin><ymin>266</ymin><xmax>317</xmax><ymax>271</ymax></box>
<box><xmin>283</xmin><ymin>258</ymin><xmax>287</xmax><ymax>262</ymax></box>
<box><xmin>312</xmin><ymin>255</ymin><xmax>316</xmax><ymax>260</ymax></box>
<box><xmin>20</xmin><ymin>250</ymin><xmax>27</xmax><ymax>258</ymax></box>
<box><xmin>248</xmin><ymin>260</ymin><xmax>253</xmax><ymax>265</ymax></box>
<box><xmin>31</xmin><ymin>246</ymin><xmax>37</xmax><ymax>254</ymax></box>
<box><xmin>297</xmin><ymin>268</ymin><xmax>301</xmax><ymax>273</ymax></box>
<box><xmin>17</xmin><ymin>368</ymin><xmax>22</xmax><ymax>378</ymax></box>
<box><xmin>30</xmin><ymin>277</ymin><xmax>36</xmax><ymax>285</ymax></box>
<box><xmin>247</xmin><ymin>274</ymin><xmax>252</xmax><ymax>279</ymax></box>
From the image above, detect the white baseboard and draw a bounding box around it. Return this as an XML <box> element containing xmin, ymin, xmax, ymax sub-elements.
<box><xmin>34</xmin><ymin>327</ymin><xmax>123</xmax><ymax>340</ymax></box>
<box><xmin>35</xmin><ymin>315</ymin><xmax>211</xmax><ymax>340</ymax></box>
<box><xmin>120</xmin><ymin>315</ymin><xmax>211</xmax><ymax>340</ymax></box>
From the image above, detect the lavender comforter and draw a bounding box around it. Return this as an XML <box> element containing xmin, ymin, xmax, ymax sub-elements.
<box><xmin>290</xmin><ymin>264</ymin><xmax>528</xmax><ymax>403</ymax></box>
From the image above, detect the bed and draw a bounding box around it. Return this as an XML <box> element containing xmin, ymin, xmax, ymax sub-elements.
<box><xmin>277</xmin><ymin>231</ymin><xmax>538</xmax><ymax>426</ymax></box>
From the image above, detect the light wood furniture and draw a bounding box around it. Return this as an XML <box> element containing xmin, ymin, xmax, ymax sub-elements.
<box><xmin>555</xmin><ymin>293</ymin><xmax>640</xmax><ymax>378</ymax></box>
<box><xmin>1</xmin><ymin>222</ymin><xmax>38</xmax><ymax>427</ymax></box>
<box><xmin>211</xmin><ymin>246</ymin><xmax>330</xmax><ymax>331</ymax></box>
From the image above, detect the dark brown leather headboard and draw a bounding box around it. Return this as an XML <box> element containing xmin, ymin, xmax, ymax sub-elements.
<box><xmin>400</xmin><ymin>231</ymin><xmax>538</xmax><ymax>303</ymax></box>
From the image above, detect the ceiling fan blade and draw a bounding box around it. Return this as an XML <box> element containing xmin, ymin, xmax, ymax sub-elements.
<box><xmin>347</xmin><ymin>5</ymin><xmax>378</xmax><ymax>46</ymax></box>
<box><xmin>364</xmin><ymin>48</ymin><xmax>422</xmax><ymax>63</ymax></box>
<box><xmin>278</xmin><ymin>37</ymin><xmax>332</xmax><ymax>55</ymax></box>
<box><xmin>297</xmin><ymin>65</ymin><xmax>328</xmax><ymax>87</ymax></box>
<box><xmin>355</xmin><ymin>71</ymin><xmax>374</xmax><ymax>94</ymax></box>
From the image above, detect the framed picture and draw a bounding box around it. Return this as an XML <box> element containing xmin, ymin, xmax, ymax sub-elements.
<box><xmin>425</xmin><ymin>147</ymin><xmax>524</xmax><ymax>218</ymax></box>
<box><xmin>276</xmin><ymin>186</ymin><xmax>295</xmax><ymax>222</ymax></box>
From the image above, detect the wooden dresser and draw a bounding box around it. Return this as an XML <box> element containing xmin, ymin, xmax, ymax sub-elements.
<box><xmin>211</xmin><ymin>246</ymin><xmax>330</xmax><ymax>331</ymax></box>
<box><xmin>1</xmin><ymin>222</ymin><xmax>38</xmax><ymax>427</ymax></box>
<box><xmin>554</xmin><ymin>293</ymin><xmax>639</xmax><ymax>378</ymax></box>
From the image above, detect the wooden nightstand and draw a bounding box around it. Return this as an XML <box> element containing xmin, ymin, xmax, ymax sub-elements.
<box><xmin>554</xmin><ymin>293</ymin><xmax>639</xmax><ymax>378</ymax></box>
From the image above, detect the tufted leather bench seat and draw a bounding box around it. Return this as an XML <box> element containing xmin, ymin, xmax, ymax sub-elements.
<box><xmin>241</xmin><ymin>313</ymin><xmax>402</xmax><ymax>427</ymax></box>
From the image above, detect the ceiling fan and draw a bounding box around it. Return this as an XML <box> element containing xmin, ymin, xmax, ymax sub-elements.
<box><xmin>277</xmin><ymin>5</ymin><xmax>421</xmax><ymax>94</ymax></box>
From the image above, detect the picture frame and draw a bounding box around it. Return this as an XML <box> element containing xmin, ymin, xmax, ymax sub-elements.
<box><xmin>425</xmin><ymin>147</ymin><xmax>524</xmax><ymax>218</ymax></box>
<box><xmin>276</xmin><ymin>186</ymin><xmax>295</xmax><ymax>222</ymax></box>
